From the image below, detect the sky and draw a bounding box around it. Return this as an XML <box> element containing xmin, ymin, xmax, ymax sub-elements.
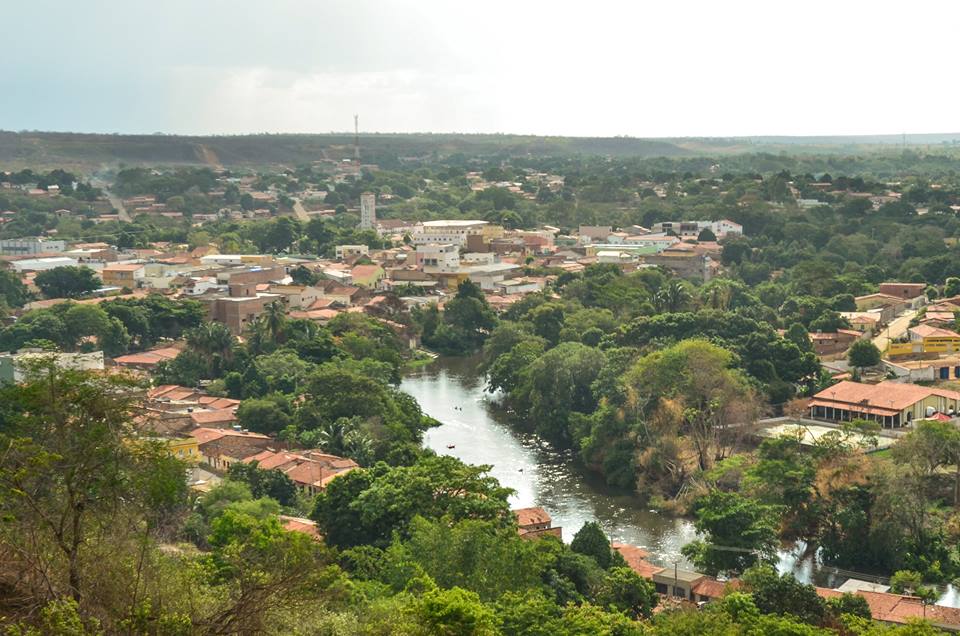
<box><xmin>5</xmin><ymin>0</ymin><xmax>958</xmax><ymax>138</ymax></box>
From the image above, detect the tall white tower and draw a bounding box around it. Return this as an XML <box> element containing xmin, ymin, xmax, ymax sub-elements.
<box><xmin>360</xmin><ymin>192</ymin><xmax>376</xmax><ymax>230</ymax></box>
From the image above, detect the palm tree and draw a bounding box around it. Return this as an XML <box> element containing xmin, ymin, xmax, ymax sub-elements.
<box><xmin>262</xmin><ymin>298</ymin><xmax>288</xmax><ymax>344</ymax></box>
<box><xmin>316</xmin><ymin>418</ymin><xmax>350</xmax><ymax>456</ymax></box>
<box><xmin>654</xmin><ymin>281</ymin><xmax>690</xmax><ymax>313</ymax></box>
<box><xmin>187</xmin><ymin>321</ymin><xmax>235</xmax><ymax>361</ymax></box>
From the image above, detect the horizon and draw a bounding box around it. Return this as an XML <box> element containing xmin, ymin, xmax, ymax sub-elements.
<box><xmin>7</xmin><ymin>129</ymin><xmax>960</xmax><ymax>142</ymax></box>
<box><xmin>5</xmin><ymin>0</ymin><xmax>959</xmax><ymax>138</ymax></box>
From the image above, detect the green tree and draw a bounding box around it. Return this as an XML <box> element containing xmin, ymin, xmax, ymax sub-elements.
<box><xmin>0</xmin><ymin>362</ymin><xmax>187</xmax><ymax>607</ymax></box>
<box><xmin>681</xmin><ymin>491</ymin><xmax>780</xmax><ymax>575</ymax></box>
<box><xmin>847</xmin><ymin>338</ymin><xmax>881</xmax><ymax>372</ymax></box>
<box><xmin>416</xmin><ymin>587</ymin><xmax>497</xmax><ymax>636</ymax></box>
<box><xmin>226</xmin><ymin>462</ymin><xmax>298</xmax><ymax>506</ymax></box>
<box><xmin>34</xmin><ymin>266</ymin><xmax>101</xmax><ymax>299</ymax></box>
<box><xmin>742</xmin><ymin>565</ymin><xmax>827</xmax><ymax>625</ymax></box>
<box><xmin>625</xmin><ymin>340</ymin><xmax>756</xmax><ymax>471</ymax></box>
<box><xmin>570</xmin><ymin>521</ymin><xmax>615</xmax><ymax>569</ymax></box>
<box><xmin>0</xmin><ymin>267</ymin><xmax>31</xmax><ymax>308</ymax></box>
<box><xmin>312</xmin><ymin>456</ymin><xmax>512</xmax><ymax>549</ymax></box>
<box><xmin>596</xmin><ymin>566</ymin><xmax>657</xmax><ymax>618</ymax></box>
<box><xmin>235</xmin><ymin>397</ymin><xmax>291</xmax><ymax>436</ymax></box>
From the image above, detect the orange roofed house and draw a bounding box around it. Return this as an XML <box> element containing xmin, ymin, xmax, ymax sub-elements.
<box><xmin>512</xmin><ymin>507</ymin><xmax>562</xmax><ymax>540</ymax></box>
<box><xmin>809</xmin><ymin>380</ymin><xmax>960</xmax><ymax>428</ymax></box>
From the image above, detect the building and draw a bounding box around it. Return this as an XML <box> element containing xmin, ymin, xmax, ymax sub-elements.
<box><xmin>267</xmin><ymin>284</ymin><xmax>322</xmax><ymax>309</ymax></box>
<box><xmin>350</xmin><ymin>264</ymin><xmax>385</xmax><ymax>289</ymax></box>
<box><xmin>112</xmin><ymin>346</ymin><xmax>180</xmax><ymax>370</ymax></box>
<box><xmin>513</xmin><ymin>507</ymin><xmax>562</xmax><ymax>540</ymax></box>
<box><xmin>359</xmin><ymin>192</ymin><xmax>376</xmax><ymax>230</ymax></box>
<box><xmin>206</xmin><ymin>293</ymin><xmax>282</xmax><ymax>335</ymax></box>
<box><xmin>809</xmin><ymin>329</ymin><xmax>863</xmax><ymax>355</ymax></box>
<box><xmin>644</xmin><ymin>245</ymin><xmax>716</xmax><ymax>281</ymax></box>
<box><xmin>0</xmin><ymin>350</ymin><xmax>105</xmax><ymax>383</ymax></box>
<box><xmin>100</xmin><ymin>262</ymin><xmax>145</xmax><ymax>289</ymax></box>
<box><xmin>652</xmin><ymin>567</ymin><xmax>707</xmax><ymax>600</ymax></box>
<box><xmin>879</xmin><ymin>282</ymin><xmax>927</xmax><ymax>300</ymax></box>
<box><xmin>0</xmin><ymin>237</ymin><xmax>66</xmax><ymax>256</ymax></box>
<box><xmin>650</xmin><ymin>219</ymin><xmax>743</xmax><ymax>238</ymax></box>
<box><xmin>9</xmin><ymin>256</ymin><xmax>79</xmax><ymax>272</ymax></box>
<box><xmin>808</xmin><ymin>380</ymin><xmax>960</xmax><ymax>428</ymax></box>
<box><xmin>193</xmin><ymin>428</ymin><xmax>274</xmax><ymax>471</ymax></box>
<box><xmin>416</xmin><ymin>243</ymin><xmax>460</xmax><ymax>272</ymax></box>
<box><xmin>578</xmin><ymin>225</ymin><xmax>613</xmax><ymax>242</ymax></box>
<box><xmin>335</xmin><ymin>244</ymin><xmax>369</xmax><ymax>260</ymax></box>
<box><xmin>412</xmin><ymin>220</ymin><xmax>488</xmax><ymax>246</ymax></box>
<box><xmin>167</xmin><ymin>435</ymin><xmax>201</xmax><ymax>464</ymax></box>
<box><xmin>854</xmin><ymin>293</ymin><xmax>909</xmax><ymax>319</ymax></box>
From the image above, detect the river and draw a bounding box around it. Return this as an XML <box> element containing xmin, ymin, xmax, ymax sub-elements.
<box><xmin>402</xmin><ymin>356</ymin><xmax>960</xmax><ymax>606</ymax></box>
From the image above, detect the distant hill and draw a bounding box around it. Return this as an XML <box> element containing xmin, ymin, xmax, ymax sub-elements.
<box><xmin>2</xmin><ymin>130</ymin><xmax>960</xmax><ymax>172</ymax></box>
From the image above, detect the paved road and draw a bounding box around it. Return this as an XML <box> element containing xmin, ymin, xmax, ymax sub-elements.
<box><xmin>872</xmin><ymin>308</ymin><xmax>918</xmax><ymax>352</ymax></box>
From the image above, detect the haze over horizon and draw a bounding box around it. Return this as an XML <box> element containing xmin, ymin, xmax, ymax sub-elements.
<box><xmin>6</xmin><ymin>0</ymin><xmax>958</xmax><ymax>139</ymax></box>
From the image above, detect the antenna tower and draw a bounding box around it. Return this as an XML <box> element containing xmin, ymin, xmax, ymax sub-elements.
<box><xmin>354</xmin><ymin>115</ymin><xmax>360</xmax><ymax>162</ymax></box>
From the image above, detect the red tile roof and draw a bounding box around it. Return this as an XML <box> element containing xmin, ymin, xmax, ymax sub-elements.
<box><xmin>190</xmin><ymin>409</ymin><xmax>237</xmax><ymax>425</ymax></box>
<box><xmin>514</xmin><ymin>507</ymin><xmax>552</xmax><ymax>527</ymax></box>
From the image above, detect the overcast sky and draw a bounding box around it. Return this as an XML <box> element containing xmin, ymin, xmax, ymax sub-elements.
<box><xmin>5</xmin><ymin>0</ymin><xmax>957</xmax><ymax>137</ymax></box>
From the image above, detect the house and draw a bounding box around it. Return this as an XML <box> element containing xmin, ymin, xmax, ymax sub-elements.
<box><xmin>513</xmin><ymin>507</ymin><xmax>562</xmax><ymax>540</ymax></box>
<box><xmin>652</xmin><ymin>567</ymin><xmax>707</xmax><ymax>600</ymax></box>
<box><xmin>879</xmin><ymin>282</ymin><xmax>927</xmax><ymax>300</ymax></box>
<box><xmin>112</xmin><ymin>346</ymin><xmax>180</xmax><ymax>370</ymax></box>
<box><xmin>267</xmin><ymin>284</ymin><xmax>322</xmax><ymax>309</ymax></box>
<box><xmin>323</xmin><ymin>285</ymin><xmax>361</xmax><ymax>306</ymax></box>
<box><xmin>193</xmin><ymin>428</ymin><xmax>273</xmax><ymax>471</ymax></box>
<box><xmin>612</xmin><ymin>543</ymin><xmax>664</xmax><ymax>580</ymax></box>
<box><xmin>166</xmin><ymin>435</ymin><xmax>201</xmax><ymax>464</ymax></box>
<box><xmin>854</xmin><ymin>293</ymin><xmax>908</xmax><ymax>320</ymax></box>
<box><xmin>350</xmin><ymin>264</ymin><xmax>385</xmax><ymax>289</ymax></box>
<box><xmin>279</xmin><ymin>515</ymin><xmax>321</xmax><ymax>540</ymax></box>
<box><xmin>100</xmin><ymin>263</ymin><xmax>146</xmax><ymax>289</ymax></box>
<box><xmin>839</xmin><ymin>311</ymin><xmax>883</xmax><ymax>335</ymax></box>
<box><xmin>244</xmin><ymin>449</ymin><xmax>358</xmax><ymax>496</ymax></box>
<box><xmin>189</xmin><ymin>408</ymin><xmax>238</xmax><ymax>428</ymax></box>
<box><xmin>814</xmin><ymin>587</ymin><xmax>960</xmax><ymax>631</ymax></box>
<box><xmin>809</xmin><ymin>329</ymin><xmax>863</xmax><ymax>355</ymax></box>
<box><xmin>808</xmin><ymin>380</ymin><xmax>960</xmax><ymax>427</ymax></box>
<box><xmin>691</xmin><ymin>578</ymin><xmax>740</xmax><ymax>602</ymax></box>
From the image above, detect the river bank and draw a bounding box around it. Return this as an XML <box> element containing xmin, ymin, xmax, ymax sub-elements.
<box><xmin>401</xmin><ymin>355</ymin><xmax>960</xmax><ymax>606</ymax></box>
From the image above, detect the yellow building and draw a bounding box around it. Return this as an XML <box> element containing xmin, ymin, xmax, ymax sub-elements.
<box><xmin>167</xmin><ymin>436</ymin><xmax>201</xmax><ymax>464</ymax></box>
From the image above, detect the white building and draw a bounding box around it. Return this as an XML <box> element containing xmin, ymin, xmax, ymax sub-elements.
<box><xmin>0</xmin><ymin>350</ymin><xmax>104</xmax><ymax>383</ymax></box>
<box><xmin>359</xmin><ymin>192</ymin><xmax>376</xmax><ymax>230</ymax></box>
<box><xmin>0</xmin><ymin>237</ymin><xmax>66</xmax><ymax>256</ymax></box>
<box><xmin>649</xmin><ymin>220</ymin><xmax>743</xmax><ymax>238</ymax></box>
<box><xmin>416</xmin><ymin>243</ymin><xmax>460</xmax><ymax>272</ymax></box>
<box><xmin>9</xmin><ymin>256</ymin><xmax>79</xmax><ymax>272</ymax></box>
<box><xmin>412</xmin><ymin>220</ymin><xmax>488</xmax><ymax>246</ymax></box>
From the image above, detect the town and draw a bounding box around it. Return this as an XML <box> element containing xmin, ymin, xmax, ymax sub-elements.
<box><xmin>5</xmin><ymin>145</ymin><xmax>960</xmax><ymax>634</ymax></box>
